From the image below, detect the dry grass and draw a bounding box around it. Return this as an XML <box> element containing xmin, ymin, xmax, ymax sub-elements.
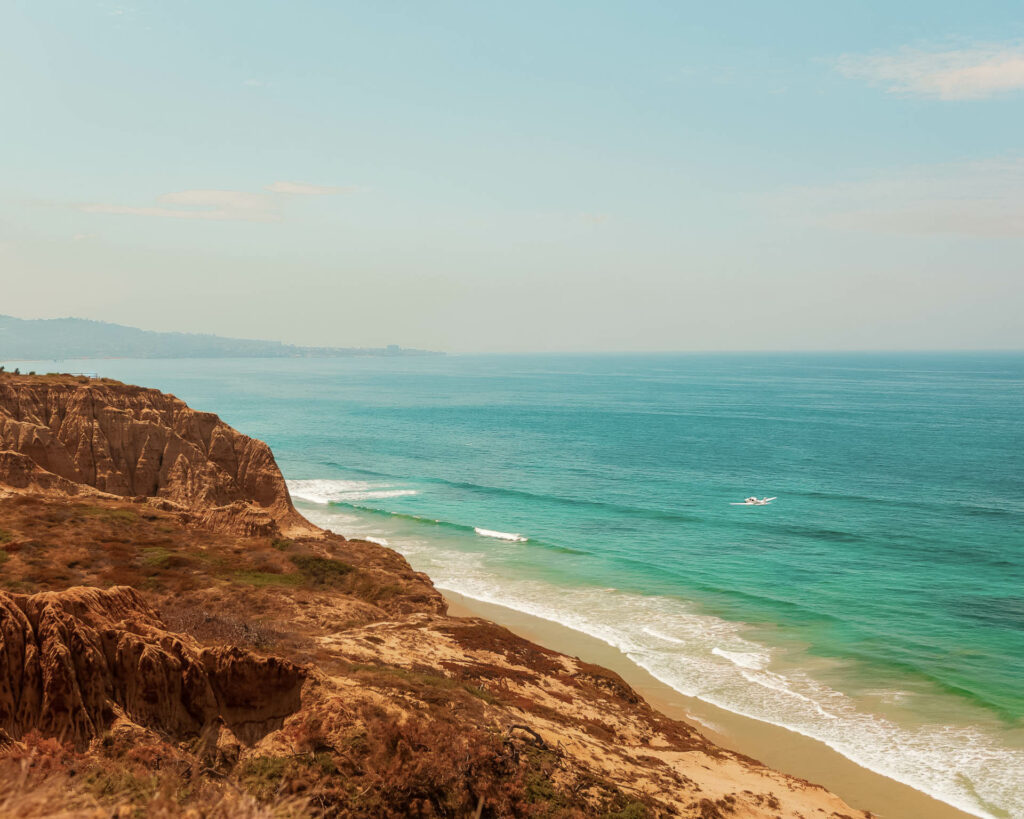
<box><xmin>0</xmin><ymin>494</ymin><xmax>441</xmax><ymax>621</ymax></box>
<box><xmin>0</xmin><ymin>733</ymin><xmax>310</xmax><ymax>819</ymax></box>
<box><xmin>160</xmin><ymin>605</ymin><xmax>284</xmax><ymax>650</ymax></box>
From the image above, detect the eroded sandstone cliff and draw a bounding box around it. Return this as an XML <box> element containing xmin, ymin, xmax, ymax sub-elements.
<box><xmin>0</xmin><ymin>585</ymin><xmax>304</xmax><ymax>748</ymax></box>
<box><xmin>0</xmin><ymin>374</ymin><xmax>319</xmax><ymax>538</ymax></box>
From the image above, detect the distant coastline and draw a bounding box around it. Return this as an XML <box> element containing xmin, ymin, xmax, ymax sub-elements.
<box><xmin>0</xmin><ymin>315</ymin><xmax>443</xmax><ymax>360</ymax></box>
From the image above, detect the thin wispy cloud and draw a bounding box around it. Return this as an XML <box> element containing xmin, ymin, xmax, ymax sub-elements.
<box><xmin>77</xmin><ymin>182</ymin><xmax>352</xmax><ymax>222</ymax></box>
<box><xmin>265</xmin><ymin>180</ymin><xmax>355</xmax><ymax>195</ymax></box>
<box><xmin>771</xmin><ymin>158</ymin><xmax>1024</xmax><ymax>238</ymax></box>
<box><xmin>836</xmin><ymin>43</ymin><xmax>1024</xmax><ymax>100</ymax></box>
<box><xmin>81</xmin><ymin>189</ymin><xmax>280</xmax><ymax>222</ymax></box>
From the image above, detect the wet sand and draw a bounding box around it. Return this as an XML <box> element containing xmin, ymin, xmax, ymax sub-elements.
<box><xmin>444</xmin><ymin>590</ymin><xmax>977</xmax><ymax>819</ymax></box>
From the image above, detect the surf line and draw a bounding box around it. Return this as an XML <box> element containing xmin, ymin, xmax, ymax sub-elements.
<box><xmin>474</xmin><ymin>527</ymin><xmax>528</xmax><ymax>542</ymax></box>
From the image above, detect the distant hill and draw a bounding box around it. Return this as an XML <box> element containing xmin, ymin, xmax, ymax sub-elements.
<box><xmin>0</xmin><ymin>316</ymin><xmax>441</xmax><ymax>360</ymax></box>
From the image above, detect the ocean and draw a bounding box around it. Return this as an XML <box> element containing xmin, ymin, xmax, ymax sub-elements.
<box><xmin>12</xmin><ymin>353</ymin><xmax>1023</xmax><ymax>818</ymax></box>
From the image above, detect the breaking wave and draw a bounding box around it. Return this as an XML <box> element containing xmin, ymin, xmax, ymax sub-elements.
<box><xmin>287</xmin><ymin>479</ymin><xmax>418</xmax><ymax>504</ymax></box>
<box><xmin>474</xmin><ymin>527</ymin><xmax>528</xmax><ymax>542</ymax></box>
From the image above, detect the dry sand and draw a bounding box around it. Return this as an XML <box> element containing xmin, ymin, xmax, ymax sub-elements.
<box><xmin>444</xmin><ymin>590</ymin><xmax>977</xmax><ymax>819</ymax></box>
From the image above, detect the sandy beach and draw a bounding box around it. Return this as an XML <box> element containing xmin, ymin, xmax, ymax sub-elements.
<box><xmin>445</xmin><ymin>590</ymin><xmax>978</xmax><ymax>819</ymax></box>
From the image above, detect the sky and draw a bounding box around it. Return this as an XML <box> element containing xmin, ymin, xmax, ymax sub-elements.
<box><xmin>2</xmin><ymin>1</ymin><xmax>1023</xmax><ymax>353</ymax></box>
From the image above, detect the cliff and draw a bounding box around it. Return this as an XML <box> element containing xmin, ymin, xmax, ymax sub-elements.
<box><xmin>0</xmin><ymin>585</ymin><xmax>304</xmax><ymax>748</ymax></box>
<box><xmin>0</xmin><ymin>373</ymin><xmax>319</xmax><ymax>538</ymax></box>
<box><xmin>0</xmin><ymin>374</ymin><xmax>868</xmax><ymax>818</ymax></box>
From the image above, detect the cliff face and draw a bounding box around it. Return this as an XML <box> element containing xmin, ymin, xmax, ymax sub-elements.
<box><xmin>0</xmin><ymin>374</ymin><xmax>318</xmax><ymax>538</ymax></box>
<box><xmin>0</xmin><ymin>585</ymin><xmax>304</xmax><ymax>749</ymax></box>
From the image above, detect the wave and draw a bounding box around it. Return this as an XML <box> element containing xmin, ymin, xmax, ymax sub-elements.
<box><xmin>288</xmin><ymin>479</ymin><xmax>418</xmax><ymax>504</ymax></box>
<box><xmin>315</xmin><ymin>465</ymin><xmax>1022</xmax><ymax>545</ymax></box>
<box><xmin>290</xmin><ymin>487</ymin><xmax>589</xmax><ymax>557</ymax></box>
<box><xmin>318</xmin><ymin>462</ymin><xmax>705</xmax><ymax>524</ymax></box>
<box><xmin>641</xmin><ymin>627</ymin><xmax>686</xmax><ymax>645</ymax></box>
<box><xmin>800</xmin><ymin>489</ymin><xmax>1021</xmax><ymax>519</ymax></box>
<box><xmin>290</xmin><ymin>480</ymin><xmax>963</xmax><ymax>642</ymax></box>
<box><xmin>474</xmin><ymin>527</ymin><xmax>527</xmax><ymax>542</ymax></box>
<box><xmin>711</xmin><ymin>646</ymin><xmax>769</xmax><ymax>671</ymax></box>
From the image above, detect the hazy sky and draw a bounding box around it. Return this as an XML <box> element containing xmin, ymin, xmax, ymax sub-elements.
<box><xmin>3</xmin><ymin>1</ymin><xmax>1023</xmax><ymax>352</ymax></box>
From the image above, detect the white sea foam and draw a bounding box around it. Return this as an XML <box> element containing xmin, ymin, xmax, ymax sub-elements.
<box><xmin>642</xmin><ymin>627</ymin><xmax>687</xmax><ymax>645</ymax></box>
<box><xmin>287</xmin><ymin>479</ymin><xmax>418</xmax><ymax>504</ymax></box>
<box><xmin>347</xmin><ymin>490</ymin><xmax>419</xmax><ymax>500</ymax></box>
<box><xmin>295</xmin><ymin>504</ymin><xmax>393</xmax><ymax>547</ymax></box>
<box><xmin>311</xmin><ymin>509</ymin><xmax>1020</xmax><ymax>819</ymax></box>
<box><xmin>474</xmin><ymin>527</ymin><xmax>528</xmax><ymax>542</ymax></box>
<box><xmin>711</xmin><ymin>647</ymin><xmax>769</xmax><ymax>671</ymax></box>
<box><xmin>870</xmin><ymin>689</ymin><xmax>912</xmax><ymax>706</ymax></box>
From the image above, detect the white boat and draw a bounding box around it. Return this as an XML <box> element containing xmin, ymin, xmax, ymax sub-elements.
<box><xmin>730</xmin><ymin>496</ymin><xmax>776</xmax><ymax>506</ymax></box>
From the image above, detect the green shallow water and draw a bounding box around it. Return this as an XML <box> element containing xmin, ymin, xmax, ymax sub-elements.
<box><xmin>9</xmin><ymin>353</ymin><xmax>1022</xmax><ymax>817</ymax></box>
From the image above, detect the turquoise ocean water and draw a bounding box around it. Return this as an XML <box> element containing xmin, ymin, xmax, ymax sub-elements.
<box><xmin>11</xmin><ymin>354</ymin><xmax>1023</xmax><ymax>817</ymax></box>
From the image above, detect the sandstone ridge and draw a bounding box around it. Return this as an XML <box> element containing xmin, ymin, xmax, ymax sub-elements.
<box><xmin>0</xmin><ymin>373</ymin><xmax>319</xmax><ymax>538</ymax></box>
<box><xmin>0</xmin><ymin>585</ymin><xmax>305</xmax><ymax>749</ymax></box>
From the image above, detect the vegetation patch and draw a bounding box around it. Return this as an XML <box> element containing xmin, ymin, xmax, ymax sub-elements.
<box><xmin>233</xmin><ymin>570</ymin><xmax>303</xmax><ymax>587</ymax></box>
<box><xmin>603</xmin><ymin>798</ymin><xmax>651</xmax><ymax>818</ymax></box>
<box><xmin>161</xmin><ymin>604</ymin><xmax>281</xmax><ymax>649</ymax></box>
<box><xmin>237</xmin><ymin>755</ymin><xmax>290</xmax><ymax>801</ymax></box>
<box><xmin>290</xmin><ymin>554</ymin><xmax>355</xmax><ymax>586</ymax></box>
<box><xmin>83</xmin><ymin>768</ymin><xmax>161</xmax><ymax>803</ymax></box>
<box><xmin>78</xmin><ymin>506</ymin><xmax>139</xmax><ymax>524</ymax></box>
<box><xmin>140</xmin><ymin>547</ymin><xmax>173</xmax><ymax>570</ymax></box>
<box><xmin>0</xmin><ymin>732</ymin><xmax>307</xmax><ymax>817</ymax></box>
<box><xmin>441</xmin><ymin>620</ymin><xmax>566</xmax><ymax>675</ymax></box>
<box><xmin>344</xmin><ymin>662</ymin><xmax>497</xmax><ymax>707</ymax></box>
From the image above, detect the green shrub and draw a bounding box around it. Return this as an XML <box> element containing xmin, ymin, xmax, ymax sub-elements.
<box><xmin>603</xmin><ymin>799</ymin><xmax>649</xmax><ymax>818</ymax></box>
<box><xmin>78</xmin><ymin>506</ymin><xmax>138</xmax><ymax>524</ymax></box>
<box><xmin>236</xmin><ymin>756</ymin><xmax>289</xmax><ymax>800</ymax></box>
<box><xmin>290</xmin><ymin>555</ymin><xmax>354</xmax><ymax>586</ymax></box>
<box><xmin>140</xmin><ymin>547</ymin><xmax>172</xmax><ymax>569</ymax></box>
<box><xmin>233</xmin><ymin>571</ymin><xmax>303</xmax><ymax>587</ymax></box>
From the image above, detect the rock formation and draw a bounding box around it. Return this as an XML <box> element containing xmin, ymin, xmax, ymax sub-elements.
<box><xmin>0</xmin><ymin>585</ymin><xmax>304</xmax><ymax>748</ymax></box>
<box><xmin>0</xmin><ymin>374</ymin><xmax>318</xmax><ymax>537</ymax></box>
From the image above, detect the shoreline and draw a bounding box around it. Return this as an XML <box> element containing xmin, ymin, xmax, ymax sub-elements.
<box><xmin>442</xmin><ymin>589</ymin><xmax>978</xmax><ymax>819</ymax></box>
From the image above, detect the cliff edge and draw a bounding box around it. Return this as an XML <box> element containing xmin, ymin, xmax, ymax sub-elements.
<box><xmin>0</xmin><ymin>373</ymin><xmax>319</xmax><ymax>538</ymax></box>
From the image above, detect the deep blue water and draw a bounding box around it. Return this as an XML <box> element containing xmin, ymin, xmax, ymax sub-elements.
<box><xmin>10</xmin><ymin>353</ymin><xmax>1023</xmax><ymax>817</ymax></box>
